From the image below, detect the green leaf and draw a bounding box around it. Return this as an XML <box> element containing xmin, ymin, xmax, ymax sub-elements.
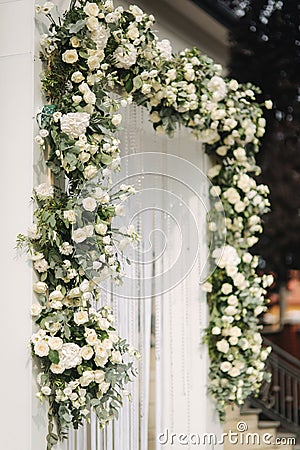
<box><xmin>40</xmin><ymin>272</ymin><xmax>48</xmax><ymax>282</ymax></box>
<box><xmin>48</xmin><ymin>349</ymin><xmax>59</xmax><ymax>364</ymax></box>
<box><xmin>133</xmin><ymin>76</ymin><xmax>142</xmax><ymax>90</ymax></box>
<box><xmin>68</xmin><ymin>19</ymin><xmax>86</xmax><ymax>34</ymax></box>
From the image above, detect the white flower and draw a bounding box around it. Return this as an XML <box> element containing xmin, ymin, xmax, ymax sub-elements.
<box><xmin>237</xmin><ymin>174</ymin><xmax>251</xmax><ymax>192</ymax></box>
<box><xmin>94</xmin><ymin>370</ymin><xmax>105</xmax><ymax>383</ymax></box>
<box><xmin>228</xmin><ymin>79</ymin><xmax>239</xmax><ymax>91</ymax></box>
<box><xmin>84</xmin><ymin>164</ymin><xmax>98</xmax><ymax>179</ymax></box>
<box><xmin>235</xmin><ymin>201</ymin><xmax>246</xmax><ymax>213</ymax></box>
<box><xmin>83</xmin><ymin>2</ymin><xmax>99</xmax><ymax>16</ymax></box>
<box><xmin>74</xmin><ymin>311</ymin><xmax>89</xmax><ymax>325</ymax></box>
<box><xmin>201</xmin><ymin>281</ymin><xmax>212</xmax><ymax>293</ymax></box>
<box><xmin>60</xmin><ymin>112</ymin><xmax>90</xmax><ymax>139</ymax></box>
<box><xmin>41</xmin><ymin>386</ymin><xmax>51</xmax><ymax>396</ymax></box>
<box><xmin>221</xmin><ymin>283</ymin><xmax>233</xmax><ymax>295</ymax></box>
<box><xmin>28</xmin><ymin>224</ymin><xmax>41</xmax><ymax>240</ymax></box>
<box><xmin>95</xmin><ymin>223</ymin><xmax>108</xmax><ymax>235</ymax></box>
<box><xmin>207</xmin><ymin>76</ymin><xmax>227</xmax><ymax>102</ymax></box>
<box><xmin>87</xmin><ymin>55</ymin><xmax>101</xmax><ymax>71</ymax></box>
<box><xmin>59</xmin><ymin>242</ymin><xmax>73</xmax><ymax>255</ymax></box>
<box><xmin>33</xmin><ymin>281</ymin><xmax>48</xmax><ymax>294</ymax></box>
<box><xmin>127</xmin><ymin>23</ymin><xmax>139</xmax><ymax>40</ymax></box>
<box><xmin>228</xmin><ymin>326</ymin><xmax>242</xmax><ymax>337</ymax></box>
<box><xmin>233</xmin><ymin>147</ymin><xmax>247</xmax><ymax>162</ymax></box>
<box><xmin>157</xmin><ymin>39</ymin><xmax>172</xmax><ymax>60</ymax></box>
<box><xmin>265</xmin><ymin>100</ymin><xmax>273</xmax><ymax>110</ymax></box>
<box><xmin>34</xmin><ymin>259</ymin><xmax>49</xmax><ymax>273</ymax></box>
<box><xmin>49</xmin><ymin>290</ymin><xmax>64</xmax><ymax>302</ymax></box>
<box><xmin>212</xmin><ymin>326</ymin><xmax>221</xmax><ymax>335</ymax></box>
<box><xmin>220</xmin><ymin>361</ymin><xmax>232</xmax><ymax>372</ymax></box>
<box><xmin>210</xmin><ymin>186</ymin><xmax>221</xmax><ymax>197</ymax></box>
<box><xmin>98</xmin><ymin>318</ymin><xmax>110</xmax><ymax>330</ymax></box>
<box><xmin>35</xmin><ymin>183</ymin><xmax>54</xmax><ymax>200</ymax></box>
<box><xmin>50</xmin><ymin>363</ymin><xmax>65</xmax><ymax>374</ymax></box>
<box><xmin>72</xmin><ymin>228</ymin><xmax>87</xmax><ymax>244</ymax></box>
<box><xmin>86</xmin><ymin>16</ymin><xmax>100</xmax><ymax>31</ymax></box>
<box><xmin>228</xmin><ymin>367</ymin><xmax>241</xmax><ymax>377</ymax></box>
<box><xmin>111</xmin><ymin>114</ymin><xmax>122</xmax><ymax>126</ymax></box>
<box><xmin>207</xmin><ymin>165</ymin><xmax>221</xmax><ymax>179</ymax></box>
<box><xmin>114</xmin><ymin>44</ymin><xmax>137</xmax><ymax>69</ymax></box>
<box><xmin>80</xmin><ymin>370</ymin><xmax>95</xmax><ymax>386</ymax></box>
<box><xmin>63</xmin><ymin>209</ymin><xmax>76</xmax><ymax>224</ymax></box>
<box><xmin>99</xmin><ymin>381</ymin><xmax>110</xmax><ymax>393</ymax></box>
<box><xmin>82</xmin><ymin>197</ymin><xmax>97</xmax><ymax>212</ymax></box>
<box><xmin>212</xmin><ymin>245</ymin><xmax>240</xmax><ymax>269</ymax></box>
<box><xmin>71</xmin><ymin>71</ymin><xmax>85</xmax><ymax>83</ymax></box>
<box><xmin>110</xmin><ymin>350</ymin><xmax>122</xmax><ymax>364</ymax></box>
<box><xmin>42</xmin><ymin>2</ymin><xmax>54</xmax><ymax>14</ymax></box>
<box><xmin>80</xmin><ymin>345</ymin><xmax>94</xmax><ymax>360</ymax></box>
<box><xmin>31</xmin><ymin>303</ymin><xmax>42</xmax><ymax>316</ymax></box>
<box><xmin>62</xmin><ymin>49</ymin><xmax>79</xmax><ymax>64</ymax></box>
<box><xmin>83</xmin><ymin>90</ymin><xmax>96</xmax><ymax>104</ymax></box>
<box><xmin>200</xmin><ymin>129</ymin><xmax>220</xmax><ymax>144</ymax></box>
<box><xmin>59</xmin><ymin>343</ymin><xmax>82</xmax><ymax>369</ymax></box>
<box><xmin>34</xmin><ymin>341</ymin><xmax>49</xmax><ymax>357</ymax></box>
<box><xmin>48</xmin><ymin>337</ymin><xmax>63</xmax><ymax>351</ymax></box>
<box><xmin>129</xmin><ymin>5</ymin><xmax>144</xmax><ymax>18</ymax></box>
<box><xmin>216</xmin><ymin>339</ymin><xmax>229</xmax><ymax>353</ymax></box>
<box><xmin>224</xmin><ymin>187</ymin><xmax>240</xmax><ymax>204</ymax></box>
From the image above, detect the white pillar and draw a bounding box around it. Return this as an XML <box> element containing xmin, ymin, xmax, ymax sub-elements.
<box><xmin>0</xmin><ymin>2</ymin><xmax>46</xmax><ymax>449</ymax></box>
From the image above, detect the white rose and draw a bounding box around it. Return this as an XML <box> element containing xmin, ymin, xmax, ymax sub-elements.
<box><xmin>254</xmin><ymin>305</ymin><xmax>265</xmax><ymax>316</ymax></box>
<box><xmin>207</xmin><ymin>165</ymin><xmax>221</xmax><ymax>179</ymax></box>
<box><xmin>99</xmin><ymin>381</ymin><xmax>110</xmax><ymax>393</ymax></box>
<box><xmin>216</xmin><ymin>339</ymin><xmax>229</xmax><ymax>353</ymax></box>
<box><xmin>228</xmin><ymin>79</ymin><xmax>239</xmax><ymax>91</ymax></box>
<box><xmin>220</xmin><ymin>361</ymin><xmax>232</xmax><ymax>372</ymax></box>
<box><xmin>49</xmin><ymin>290</ymin><xmax>64</xmax><ymax>302</ymax></box>
<box><xmin>83</xmin><ymin>2</ymin><xmax>99</xmax><ymax>16</ymax></box>
<box><xmin>86</xmin><ymin>16</ymin><xmax>99</xmax><ymax>31</ymax></box>
<box><xmin>242</xmin><ymin>252</ymin><xmax>252</xmax><ymax>263</ymax></box>
<box><xmin>225</xmin><ymin>306</ymin><xmax>237</xmax><ymax>316</ymax></box>
<box><xmin>59</xmin><ymin>242</ymin><xmax>73</xmax><ymax>255</ymax></box>
<box><xmin>87</xmin><ymin>55</ymin><xmax>101</xmax><ymax>71</ymax></box>
<box><xmin>114</xmin><ymin>43</ymin><xmax>137</xmax><ymax>69</ymax></box>
<box><xmin>207</xmin><ymin>76</ymin><xmax>227</xmax><ymax>102</ymax></box>
<box><xmin>49</xmin><ymin>337</ymin><xmax>63</xmax><ymax>350</ymax></box>
<box><xmin>127</xmin><ymin>24</ymin><xmax>139</xmax><ymax>40</ymax></box>
<box><xmin>34</xmin><ymin>259</ymin><xmax>49</xmax><ymax>273</ymax></box>
<box><xmin>108</xmin><ymin>331</ymin><xmax>119</xmax><ymax>343</ymax></box>
<box><xmin>74</xmin><ymin>311</ymin><xmax>89</xmax><ymax>325</ymax></box>
<box><xmin>82</xmin><ymin>197</ymin><xmax>97</xmax><ymax>212</ymax></box>
<box><xmin>95</xmin><ymin>223</ymin><xmax>108</xmax><ymax>235</ymax></box>
<box><xmin>237</xmin><ymin>174</ymin><xmax>251</xmax><ymax>192</ymax></box>
<box><xmin>221</xmin><ymin>283</ymin><xmax>233</xmax><ymax>295</ymax></box>
<box><xmin>71</xmin><ymin>71</ymin><xmax>84</xmax><ymax>83</ymax></box>
<box><xmin>228</xmin><ymin>367</ymin><xmax>240</xmax><ymax>377</ymax></box>
<box><xmin>212</xmin><ymin>326</ymin><xmax>221</xmax><ymax>335</ymax></box>
<box><xmin>98</xmin><ymin>318</ymin><xmax>110</xmax><ymax>330</ymax></box>
<box><xmin>200</xmin><ymin>129</ymin><xmax>220</xmax><ymax>144</ymax></box>
<box><xmin>157</xmin><ymin>39</ymin><xmax>172</xmax><ymax>60</ymax></box>
<box><xmin>201</xmin><ymin>282</ymin><xmax>212</xmax><ymax>293</ymax></box>
<box><xmin>228</xmin><ymin>295</ymin><xmax>238</xmax><ymax>306</ymax></box>
<box><xmin>35</xmin><ymin>183</ymin><xmax>54</xmax><ymax>200</ymax></box>
<box><xmin>224</xmin><ymin>187</ymin><xmax>240</xmax><ymax>204</ymax></box>
<box><xmin>31</xmin><ymin>303</ymin><xmax>42</xmax><ymax>316</ymax></box>
<box><xmin>212</xmin><ymin>245</ymin><xmax>241</xmax><ymax>269</ymax></box>
<box><xmin>210</xmin><ymin>186</ymin><xmax>221</xmax><ymax>197</ymax></box>
<box><xmin>50</xmin><ymin>363</ymin><xmax>65</xmax><ymax>374</ymax></box>
<box><xmin>33</xmin><ymin>281</ymin><xmax>48</xmax><ymax>294</ymax></box>
<box><xmin>111</xmin><ymin>114</ymin><xmax>122</xmax><ymax>126</ymax></box>
<box><xmin>110</xmin><ymin>350</ymin><xmax>122</xmax><ymax>364</ymax></box>
<box><xmin>265</xmin><ymin>100</ymin><xmax>273</xmax><ymax>110</ymax></box>
<box><xmin>80</xmin><ymin>345</ymin><xmax>94</xmax><ymax>360</ymax></box>
<box><xmin>72</xmin><ymin>228</ymin><xmax>87</xmax><ymax>243</ymax></box>
<box><xmin>63</xmin><ymin>209</ymin><xmax>76</xmax><ymax>224</ymax></box>
<box><xmin>234</xmin><ymin>201</ymin><xmax>246</xmax><ymax>213</ymax></box>
<box><xmin>94</xmin><ymin>370</ymin><xmax>105</xmax><ymax>383</ymax></box>
<box><xmin>34</xmin><ymin>341</ymin><xmax>49</xmax><ymax>357</ymax></box>
<box><xmin>28</xmin><ymin>224</ymin><xmax>41</xmax><ymax>240</ymax></box>
<box><xmin>229</xmin><ymin>336</ymin><xmax>238</xmax><ymax>345</ymax></box>
<box><xmin>149</xmin><ymin>111</ymin><xmax>161</xmax><ymax>123</ymax></box>
<box><xmin>62</xmin><ymin>49</ymin><xmax>78</xmax><ymax>64</ymax></box>
<box><xmin>129</xmin><ymin>5</ymin><xmax>144</xmax><ymax>18</ymax></box>
<box><xmin>80</xmin><ymin>370</ymin><xmax>95</xmax><ymax>386</ymax></box>
<box><xmin>41</xmin><ymin>386</ymin><xmax>51</xmax><ymax>396</ymax></box>
<box><xmin>228</xmin><ymin>326</ymin><xmax>242</xmax><ymax>337</ymax></box>
<box><xmin>233</xmin><ymin>147</ymin><xmax>247</xmax><ymax>162</ymax></box>
<box><xmin>84</xmin><ymin>165</ymin><xmax>98</xmax><ymax>179</ymax></box>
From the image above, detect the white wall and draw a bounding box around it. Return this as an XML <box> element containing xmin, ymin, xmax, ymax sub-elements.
<box><xmin>0</xmin><ymin>1</ymin><xmax>46</xmax><ymax>449</ymax></box>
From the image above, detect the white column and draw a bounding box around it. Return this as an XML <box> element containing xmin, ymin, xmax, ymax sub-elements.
<box><xmin>0</xmin><ymin>2</ymin><xmax>46</xmax><ymax>449</ymax></box>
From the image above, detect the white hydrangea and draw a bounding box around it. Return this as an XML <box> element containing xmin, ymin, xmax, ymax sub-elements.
<box><xmin>60</xmin><ymin>112</ymin><xmax>90</xmax><ymax>139</ymax></box>
<box><xmin>59</xmin><ymin>343</ymin><xmax>82</xmax><ymax>369</ymax></box>
<box><xmin>212</xmin><ymin>245</ymin><xmax>241</xmax><ymax>270</ymax></box>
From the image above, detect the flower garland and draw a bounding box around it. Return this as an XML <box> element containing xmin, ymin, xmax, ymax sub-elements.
<box><xmin>17</xmin><ymin>0</ymin><xmax>274</xmax><ymax>446</ymax></box>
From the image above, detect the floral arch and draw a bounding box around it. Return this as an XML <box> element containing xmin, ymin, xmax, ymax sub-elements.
<box><xmin>18</xmin><ymin>0</ymin><xmax>273</xmax><ymax>447</ymax></box>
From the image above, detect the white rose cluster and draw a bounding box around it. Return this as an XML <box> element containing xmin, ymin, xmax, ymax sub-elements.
<box><xmin>60</xmin><ymin>112</ymin><xmax>90</xmax><ymax>139</ymax></box>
